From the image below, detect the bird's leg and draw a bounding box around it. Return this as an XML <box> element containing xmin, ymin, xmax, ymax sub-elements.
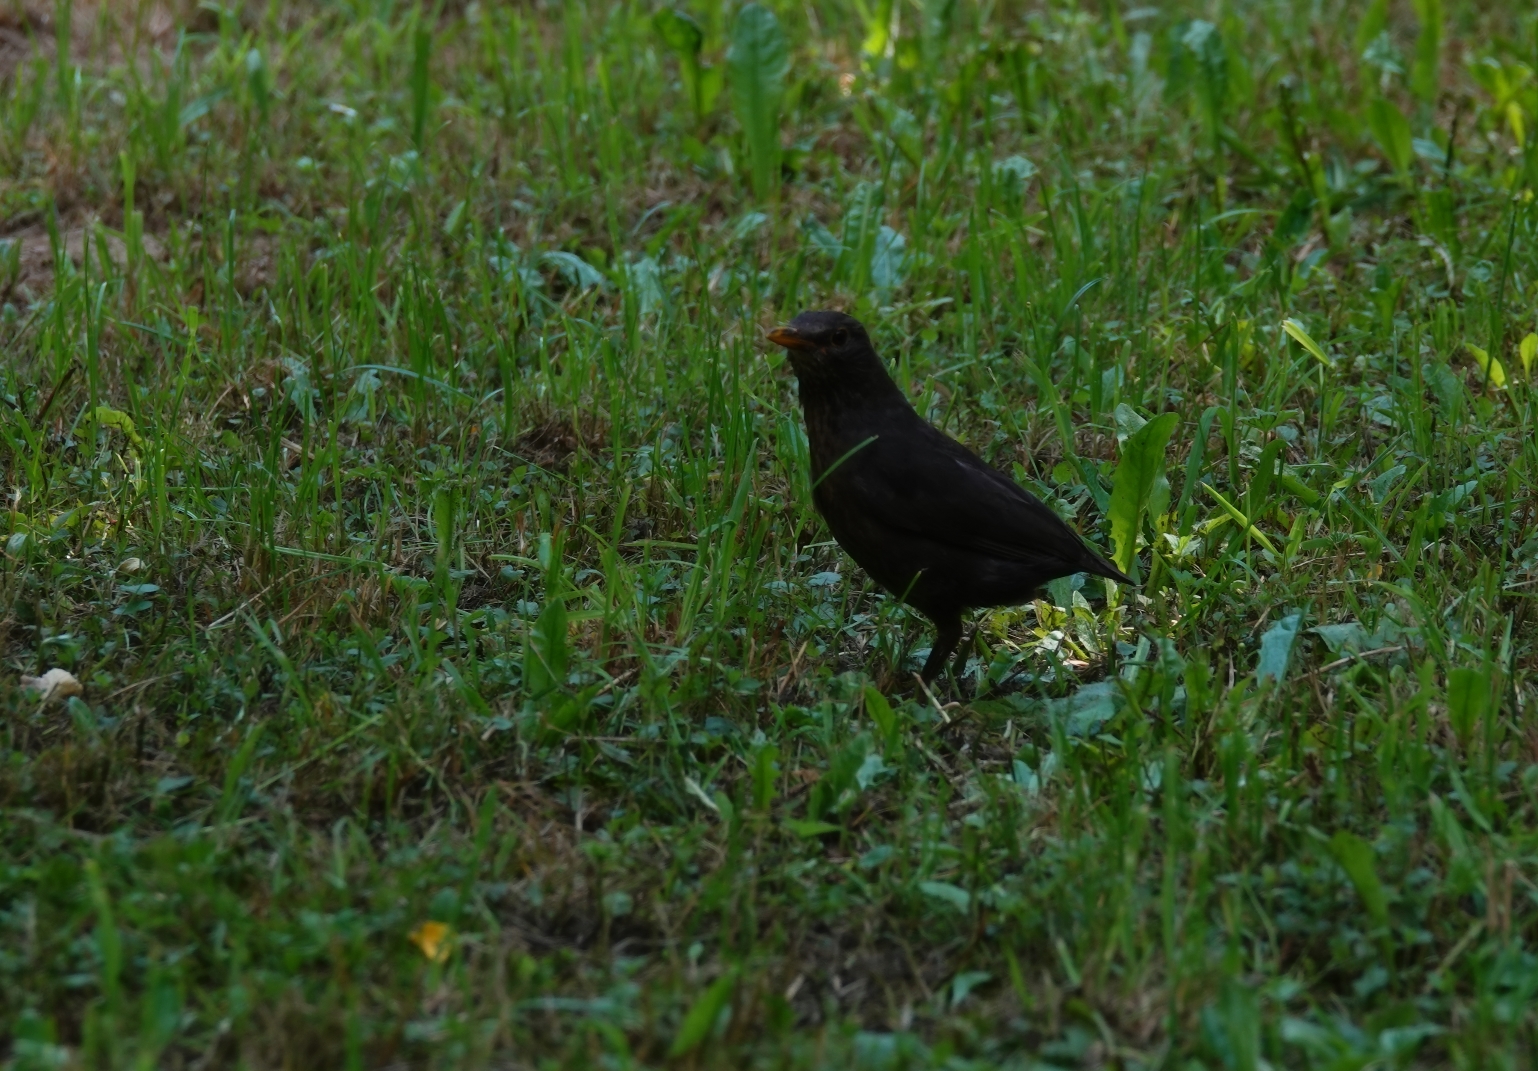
<box><xmin>950</xmin><ymin>622</ymin><xmax>980</xmax><ymax>680</ymax></box>
<box><xmin>920</xmin><ymin>614</ymin><xmax>964</xmax><ymax>684</ymax></box>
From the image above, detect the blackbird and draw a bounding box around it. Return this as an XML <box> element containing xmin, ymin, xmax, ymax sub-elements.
<box><xmin>767</xmin><ymin>310</ymin><xmax>1131</xmax><ymax>682</ymax></box>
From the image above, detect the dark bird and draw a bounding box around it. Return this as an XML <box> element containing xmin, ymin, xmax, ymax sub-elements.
<box><xmin>767</xmin><ymin>310</ymin><xmax>1132</xmax><ymax>683</ymax></box>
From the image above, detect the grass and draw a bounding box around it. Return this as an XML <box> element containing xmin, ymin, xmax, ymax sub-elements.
<box><xmin>2</xmin><ymin>0</ymin><xmax>1538</xmax><ymax>1066</ymax></box>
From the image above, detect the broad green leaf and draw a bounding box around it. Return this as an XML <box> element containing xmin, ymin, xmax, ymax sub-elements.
<box><xmin>245</xmin><ymin>48</ymin><xmax>269</xmax><ymax>123</ymax></box>
<box><xmin>863</xmin><ymin>685</ymin><xmax>897</xmax><ymax>748</ymax></box>
<box><xmin>1354</xmin><ymin>0</ymin><xmax>1388</xmax><ymax>54</ymax></box>
<box><xmin>178</xmin><ymin>88</ymin><xmax>230</xmax><ymax>130</ymax></box>
<box><xmin>1209</xmin><ymin>985</ymin><xmax>1261</xmax><ymax>1071</ymax></box>
<box><xmin>728</xmin><ymin>4</ymin><xmax>788</xmax><ymax>202</ymax></box>
<box><xmin>1050</xmin><ymin>680</ymin><xmax>1118</xmax><ymax>738</ymax></box>
<box><xmin>525</xmin><ymin>599</ymin><xmax>569</xmax><ymax>697</ymax></box>
<box><xmin>541</xmin><ymin>251</ymin><xmax>606</xmax><ymax>291</ymax></box>
<box><xmin>654</xmin><ymin>9</ymin><xmax>711</xmax><ymax>121</ymax></box>
<box><xmin>1255</xmin><ymin>611</ymin><xmax>1302</xmax><ymax>684</ymax></box>
<box><xmin>1427</xmin><ymin>794</ymin><xmax>1469</xmax><ymax>859</ymax></box>
<box><xmin>1165</xmin><ymin>19</ymin><xmax>1226</xmax><ymax>119</ymax></box>
<box><xmin>918</xmin><ymin>880</ymin><xmax>971</xmax><ymax>911</ymax></box>
<box><xmin>752</xmin><ymin>744</ymin><xmax>778</xmax><ymax>811</ymax></box>
<box><xmin>1328</xmin><ymin>830</ymin><xmax>1389</xmax><ymax>926</ymax></box>
<box><xmin>950</xmin><ymin>970</ymin><xmax>991</xmax><ymax>1007</ymax></box>
<box><xmin>653</xmin><ymin>7</ymin><xmax>702</xmax><ymax>55</ymax></box>
<box><xmin>1180</xmin><ymin>20</ymin><xmax>1229</xmax><ymax>127</ymax></box>
<box><xmin>869</xmin><ymin>225</ymin><xmax>907</xmax><ymax>294</ymax></box>
<box><xmin>858</xmin><ymin>0</ymin><xmax>896</xmax><ymax>59</ymax></box>
<box><xmin>1278</xmin><ymin>471</ymin><xmax>1321</xmax><ymax>507</ymax></box>
<box><xmin>217</xmin><ymin>724</ymin><xmax>264</xmax><ymax>823</ymax></box>
<box><xmin>1446</xmin><ymin>664</ymin><xmax>1491</xmax><ymax>748</ymax></box>
<box><xmin>1380</xmin><ymin>1025</ymin><xmax>1443</xmax><ymax>1058</ymax></box>
<box><xmin>1281</xmin><ymin>318</ymin><xmax>1334</xmax><ymax>369</ymax></box>
<box><xmin>668</xmin><ymin>968</ymin><xmax>738</xmax><ymax>1056</ymax></box>
<box><xmin>1112</xmin><ymin>401</ymin><xmax>1147</xmax><ymax>442</ymax></box>
<box><xmin>1107</xmin><ymin>410</ymin><xmax>1178</xmax><ymax>576</ymax></box>
<box><xmin>1409</xmin><ymin>0</ymin><xmax>1443</xmax><ymax>104</ymax></box>
<box><xmin>432</xmin><ymin>486</ymin><xmax>455</xmax><ymax>569</ymax></box>
<box><xmin>1464</xmin><ymin>342</ymin><xmax>1506</xmax><ymax>388</ymax></box>
<box><xmin>0</xmin><ymin>234</ymin><xmax>20</xmax><ymax>280</ymax></box>
<box><xmin>698</xmin><ymin>65</ymin><xmax>724</xmax><ymax>116</ymax></box>
<box><xmin>1447</xmin><ymin>765</ymin><xmax>1492</xmax><ymax>834</ymax></box>
<box><xmin>807</xmin><ymin>734</ymin><xmax>872</xmax><ymax>819</ymax></box>
<box><xmin>1368</xmin><ymin>463</ymin><xmax>1406</xmax><ymax>504</ymax></box>
<box><xmin>1366</xmin><ymin>97</ymin><xmax>1413</xmax><ymax>175</ymax></box>
<box><xmin>442</xmin><ymin>198</ymin><xmax>466</xmax><ymax>238</ymax></box>
<box><xmin>1520</xmin><ymin>333</ymin><xmax>1537</xmax><ymax>377</ymax></box>
<box><xmin>1312</xmin><ymin>622</ymin><xmax>1370</xmax><ymax>655</ymax></box>
<box><xmin>84</xmin><ymin>860</ymin><xmax>123</xmax><ymax>1007</ymax></box>
<box><xmin>409</xmin><ymin>21</ymin><xmax>432</xmax><ymax>152</ymax></box>
<box><xmin>854</xmin><ymin>751</ymin><xmax>887</xmax><ymax>790</ymax></box>
<box><xmin>1245</xmin><ymin>437</ymin><xmax>1288</xmax><ymax>520</ymax></box>
<box><xmin>784</xmin><ymin>818</ymin><xmax>840</xmax><ymax>837</ymax></box>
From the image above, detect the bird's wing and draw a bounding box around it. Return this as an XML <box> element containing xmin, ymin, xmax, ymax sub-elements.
<box><xmin>829</xmin><ymin>420</ymin><xmax>1115</xmax><ymax>575</ymax></box>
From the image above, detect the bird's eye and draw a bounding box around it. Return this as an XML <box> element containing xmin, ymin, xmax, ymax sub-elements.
<box><xmin>831</xmin><ymin>329</ymin><xmax>848</xmax><ymax>346</ymax></box>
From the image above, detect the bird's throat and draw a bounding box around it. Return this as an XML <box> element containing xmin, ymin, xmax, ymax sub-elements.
<box><xmin>791</xmin><ymin>350</ymin><xmax>905</xmax><ymax>412</ymax></box>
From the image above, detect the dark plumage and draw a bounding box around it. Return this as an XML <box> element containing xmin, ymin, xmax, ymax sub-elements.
<box><xmin>767</xmin><ymin>310</ymin><xmax>1132</xmax><ymax>683</ymax></box>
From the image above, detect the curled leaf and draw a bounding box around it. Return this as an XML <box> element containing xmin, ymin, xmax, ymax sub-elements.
<box><xmin>1281</xmin><ymin>318</ymin><xmax>1335</xmax><ymax>369</ymax></box>
<box><xmin>94</xmin><ymin>407</ymin><xmax>144</xmax><ymax>448</ymax></box>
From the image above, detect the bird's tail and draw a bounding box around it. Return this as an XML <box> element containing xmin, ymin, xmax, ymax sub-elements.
<box><xmin>1079</xmin><ymin>542</ymin><xmax>1134</xmax><ymax>586</ymax></box>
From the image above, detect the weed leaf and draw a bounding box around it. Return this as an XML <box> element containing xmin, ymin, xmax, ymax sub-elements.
<box><xmin>1256</xmin><ymin>612</ymin><xmax>1302</xmax><ymax>684</ymax></box>
<box><xmin>1108</xmin><ymin>411</ymin><xmax>1178</xmax><ymax>577</ymax></box>
<box><xmin>669</xmin><ymin>968</ymin><xmax>738</xmax><ymax>1056</ymax></box>
<box><xmin>1328</xmin><ymin>831</ymin><xmax>1389</xmax><ymax>926</ymax></box>
<box><xmin>1446</xmin><ymin>664</ymin><xmax>1491</xmax><ymax>748</ymax></box>
<box><xmin>1366</xmin><ymin>98</ymin><xmax>1413</xmax><ymax>176</ymax></box>
<box><xmin>1410</xmin><ymin>0</ymin><xmax>1443</xmax><ymax>103</ymax></box>
<box><xmin>728</xmin><ymin>3</ymin><xmax>788</xmax><ymax>202</ymax></box>
<box><xmin>918</xmin><ymin>880</ymin><xmax>971</xmax><ymax>911</ymax></box>
<box><xmin>525</xmin><ymin>600</ymin><xmax>569</xmax><ymax>697</ymax></box>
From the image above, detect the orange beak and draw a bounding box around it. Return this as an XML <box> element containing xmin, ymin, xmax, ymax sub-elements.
<box><xmin>766</xmin><ymin>326</ymin><xmax>815</xmax><ymax>352</ymax></box>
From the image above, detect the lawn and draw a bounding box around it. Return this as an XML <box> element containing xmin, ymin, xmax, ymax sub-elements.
<box><xmin>3</xmin><ymin>0</ymin><xmax>1538</xmax><ymax>1066</ymax></box>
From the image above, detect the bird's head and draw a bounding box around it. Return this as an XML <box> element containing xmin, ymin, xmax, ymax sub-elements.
<box><xmin>765</xmin><ymin>310</ymin><xmax>875</xmax><ymax>377</ymax></box>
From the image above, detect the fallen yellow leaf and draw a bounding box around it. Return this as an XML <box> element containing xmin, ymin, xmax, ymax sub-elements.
<box><xmin>1465</xmin><ymin>342</ymin><xmax>1507</xmax><ymax>388</ymax></box>
<box><xmin>20</xmin><ymin>668</ymin><xmax>84</xmax><ymax>702</ymax></box>
<box><xmin>409</xmin><ymin>920</ymin><xmax>451</xmax><ymax>963</ymax></box>
<box><xmin>1281</xmin><ymin>318</ymin><xmax>1335</xmax><ymax>370</ymax></box>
